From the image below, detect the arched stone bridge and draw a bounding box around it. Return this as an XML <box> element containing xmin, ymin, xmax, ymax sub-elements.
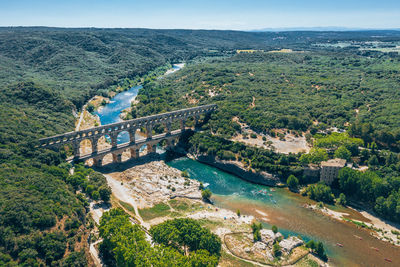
<box><xmin>38</xmin><ymin>104</ymin><xmax>217</xmax><ymax>166</ymax></box>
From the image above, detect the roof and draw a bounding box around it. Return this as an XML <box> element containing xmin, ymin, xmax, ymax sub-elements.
<box><xmin>321</xmin><ymin>158</ymin><xmax>346</xmax><ymax>167</ymax></box>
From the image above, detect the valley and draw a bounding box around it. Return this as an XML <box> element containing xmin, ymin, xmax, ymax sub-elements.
<box><xmin>1</xmin><ymin>27</ymin><xmax>400</xmax><ymax>266</ymax></box>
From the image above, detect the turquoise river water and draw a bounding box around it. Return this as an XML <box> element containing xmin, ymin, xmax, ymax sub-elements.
<box><xmin>94</xmin><ymin>64</ymin><xmax>399</xmax><ymax>267</ymax></box>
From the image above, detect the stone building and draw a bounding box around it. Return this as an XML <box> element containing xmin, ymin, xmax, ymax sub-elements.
<box><xmin>303</xmin><ymin>164</ymin><xmax>320</xmax><ymax>183</ymax></box>
<box><xmin>320</xmin><ymin>158</ymin><xmax>346</xmax><ymax>185</ymax></box>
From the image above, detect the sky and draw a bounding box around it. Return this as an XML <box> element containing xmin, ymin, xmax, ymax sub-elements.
<box><xmin>0</xmin><ymin>0</ymin><xmax>399</xmax><ymax>30</ymax></box>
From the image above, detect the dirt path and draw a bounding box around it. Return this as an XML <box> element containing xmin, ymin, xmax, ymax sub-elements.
<box><xmin>89</xmin><ymin>239</ymin><xmax>103</xmax><ymax>267</ymax></box>
<box><xmin>103</xmin><ymin>174</ymin><xmax>145</xmax><ymax>225</ymax></box>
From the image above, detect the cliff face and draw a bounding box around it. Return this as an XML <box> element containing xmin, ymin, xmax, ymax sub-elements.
<box><xmin>194</xmin><ymin>154</ymin><xmax>280</xmax><ymax>186</ymax></box>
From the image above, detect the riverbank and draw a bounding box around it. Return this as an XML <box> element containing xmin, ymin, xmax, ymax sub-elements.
<box><xmin>78</xmin><ymin>61</ymin><xmax>399</xmax><ymax>266</ymax></box>
<box><xmin>190</xmin><ymin>154</ymin><xmax>280</xmax><ymax>186</ymax></box>
<box><xmin>303</xmin><ymin>202</ymin><xmax>400</xmax><ymax>247</ymax></box>
<box><xmin>97</xmin><ymin>159</ymin><xmax>320</xmax><ymax>266</ymax></box>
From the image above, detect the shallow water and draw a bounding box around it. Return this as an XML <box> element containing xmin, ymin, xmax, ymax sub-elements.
<box><xmin>94</xmin><ymin>63</ymin><xmax>399</xmax><ymax>266</ymax></box>
<box><xmin>93</xmin><ymin>64</ymin><xmax>184</xmax><ymax>144</ymax></box>
<box><xmin>94</xmin><ymin>85</ymin><xmax>142</xmax><ymax>144</ymax></box>
<box><xmin>168</xmin><ymin>157</ymin><xmax>399</xmax><ymax>267</ymax></box>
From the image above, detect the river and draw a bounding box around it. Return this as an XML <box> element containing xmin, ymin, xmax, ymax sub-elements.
<box><xmin>93</xmin><ymin>63</ymin><xmax>399</xmax><ymax>267</ymax></box>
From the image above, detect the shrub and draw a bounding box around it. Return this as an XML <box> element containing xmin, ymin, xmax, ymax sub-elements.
<box><xmin>202</xmin><ymin>189</ymin><xmax>212</xmax><ymax>201</ymax></box>
<box><xmin>337</xmin><ymin>193</ymin><xmax>347</xmax><ymax>206</ymax></box>
<box><xmin>272</xmin><ymin>242</ymin><xmax>281</xmax><ymax>257</ymax></box>
<box><xmin>287</xmin><ymin>175</ymin><xmax>299</xmax><ymax>191</ymax></box>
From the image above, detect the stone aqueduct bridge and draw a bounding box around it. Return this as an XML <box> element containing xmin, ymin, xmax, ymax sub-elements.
<box><xmin>38</xmin><ymin>104</ymin><xmax>217</xmax><ymax>166</ymax></box>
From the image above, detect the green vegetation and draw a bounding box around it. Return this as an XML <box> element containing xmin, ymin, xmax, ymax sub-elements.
<box><xmin>334</xmin><ymin>146</ymin><xmax>352</xmax><ymax>160</ymax></box>
<box><xmin>99</xmin><ymin>209</ymin><xmax>219</xmax><ymax>266</ymax></box>
<box><xmin>272</xmin><ymin>242</ymin><xmax>281</xmax><ymax>257</ymax></box>
<box><xmin>134</xmin><ymin>52</ymin><xmax>400</xmax><ymax>152</ymax></box>
<box><xmin>314</xmin><ymin>133</ymin><xmax>364</xmax><ymax>150</ymax></box>
<box><xmin>0</xmin><ymin>82</ymin><xmax>90</xmax><ymax>265</ymax></box>
<box><xmin>65</xmin><ymin>163</ymin><xmax>111</xmax><ymax>202</ymax></box>
<box><xmin>272</xmin><ymin>225</ymin><xmax>278</xmax><ymax>234</ymax></box>
<box><xmin>338</xmin><ymin>167</ymin><xmax>400</xmax><ymax>222</ymax></box>
<box><xmin>1</xmin><ymin>28</ymin><xmax>400</xmax><ymax>264</ymax></box>
<box><xmin>251</xmin><ymin>221</ymin><xmax>263</xmax><ymax>242</ymax></box>
<box><xmin>305</xmin><ymin>240</ymin><xmax>327</xmax><ymax>261</ymax></box>
<box><xmin>139</xmin><ymin>203</ymin><xmax>171</xmax><ymax>221</ymax></box>
<box><xmin>119</xmin><ymin>200</ymin><xmax>137</xmax><ymax>215</ymax></box>
<box><xmin>306</xmin><ymin>183</ymin><xmax>335</xmax><ymax>203</ymax></box>
<box><xmin>150</xmin><ymin>218</ymin><xmax>222</xmax><ymax>257</ymax></box>
<box><xmin>343</xmin><ymin>218</ymin><xmax>371</xmax><ymax>229</ymax></box>
<box><xmin>189</xmin><ymin>132</ymin><xmax>302</xmax><ymax>179</ymax></box>
<box><xmin>337</xmin><ymin>193</ymin><xmax>347</xmax><ymax>206</ymax></box>
<box><xmin>296</xmin><ymin>256</ymin><xmax>319</xmax><ymax>267</ymax></box>
<box><xmin>299</xmin><ymin>148</ymin><xmax>329</xmax><ymax>165</ymax></box>
<box><xmin>201</xmin><ymin>188</ymin><xmax>213</xmax><ymax>202</ymax></box>
<box><xmin>287</xmin><ymin>175</ymin><xmax>299</xmax><ymax>191</ymax></box>
<box><xmin>132</xmin><ymin>50</ymin><xmax>400</xmax><ymax>226</ymax></box>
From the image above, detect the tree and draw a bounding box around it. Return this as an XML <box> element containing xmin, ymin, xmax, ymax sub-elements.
<box><xmin>368</xmin><ymin>155</ymin><xmax>379</xmax><ymax>167</ymax></box>
<box><xmin>86</xmin><ymin>103</ymin><xmax>95</xmax><ymax>113</ymax></box>
<box><xmin>251</xmin><ymin>221</ymin><xmax>262</xmax><ymax>233</ymax></box>
<box><xmin>253</xmin><ymin>230</ymin><xmax>261</xmax><ymax>242</ymax></box>
<box><xmin>287</xmin><ymin>175</ymin><xmax>299</xmax><ymax>191</ymax></box>
<box><xmin>199</xmin><ymin>182</ymin><xmax>204</xmax><ymax>190</ymax></box>
<box><xmin>150</xmin><ymin>218</ymin><xmax>222</xmax><ymax>256</ymax></box>
<box><xmin>338</xmin><ymin>167</ymin><xmax>359</xmax><ymax>195</ymax></box>
<box><xmin>272</xmin><ymin>225</ymin><xmax>278</xmax><ymax>234</ymax></box>
<box><xmin>337</xmin><ymin>193</ymin><xmax>347</xmax><ymax>206</ymax></box>
<box><xmin>251</xmin><ymin>221</ymin><xmax>262</xmax><ymax>242</ymax></box>
<box><xmin>306</xmin><ymin>183</ymin><xmax>334</xmax><ymax>203</ymax></box>
<box><xmin>92</xmin><ymin>191</ymin><xmax>100</xmax><ymax>201</ymax></box>
<box><xmin>334</xmin><ymin>146</ymin><xmax>351</xmax><ymax>161</ymax></box>
<box><xmin>99</xmin><ymin>186</ymin><xmax>111</xmax><ymax>202</ymax></box>
<box><xmin>188</xmin><ymin>249</ymin><xmax>219</xmax><ymax>266</ymax></box>
<box><xmin>299</xmin><ymin>148</ymin><xmax>328</xmax><ymax>164</ymax></box>
<box><xmin>315</xmin><ymin>241</ymin><xmax>327</xmax><ymax>261</ymax></box>
<box><xmin>202</xmin><ymin>189</ymin><xmax>212</xmax><ymax>202</ymax></box>
<box><xmin>272</xmin><ymin>242</ymin><xmax>281</xmax><ymax>257</ymax></box>
<box><xmin>306</xmin><ymin>240</ymin><xmax>316</xmax><ymax>250</ymax></box>
<box><xmin>100</xmin><ymin>209</ymin><xmax>220</xmax><ymax>266</ymax></box>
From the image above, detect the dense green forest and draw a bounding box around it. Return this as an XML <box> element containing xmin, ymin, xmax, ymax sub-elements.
<box><xmin>2</xmin><ymin>27</ymin><xmax>400</xmax><ymax>107</ymax></box>
<box><xmin>133</xmin><ymin>49</ymin><xmax>400</xmax><ymax>223</ymax></box>
<box><xmin>99</xmin><ymin>209</ymin><xmax>220</xmax><ymax>266</ymax></box>
<box><xmin>135</xmin><ymin>51</ymin><xmax>400</xmax><ymax>151</ymax></box>
<box><xmin>0</xmin><ymin>82</ymin><xmax>89</xmax><ymax>266</ymax></box>
<box><xmin>1</xmin><ymin>28</ymin><xmax>400</xmax><ymax>264</ymax></box>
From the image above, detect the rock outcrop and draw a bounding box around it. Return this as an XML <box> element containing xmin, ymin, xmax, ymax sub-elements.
<box><xmin>279</xmin><ymin>236</ymin><xmax>304</xmax><ymax>254</ymax></box>
<box><xmin>194</xmin><ymin>155</ymin><xmax>280</xmax><ymax>186</ymax></box>
<box><xmin>260</xmin><ymin>229</ymin><xmax>283</xmax><ymax>245</ymax></box>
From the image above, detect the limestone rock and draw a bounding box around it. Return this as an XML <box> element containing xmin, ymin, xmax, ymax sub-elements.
<box><xmin>260</xmin><ymin>229</ymin><xmax>283</xmax><ymax>245</ymax></box>
<box><xmin>252</xmin><ymin>241</ymin><xmax>267</xmax><ymax>251</ymax></box>
<box><xmin>279</xmin><ymin>236</ymin><xmax>304</xmax><ymax>254</ymax></box>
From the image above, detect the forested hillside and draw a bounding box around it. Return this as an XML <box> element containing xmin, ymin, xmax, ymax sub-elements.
<box><xmin>1</xmin><ymin>27</ymin><xmax>400</xmax><ymax>107</ymax></box>
<box><xmin>0</xmin><ymin>82</ymin><xmax>88</xmax><ymax>266</ymax></box>
<box><xmin>1</xmin><ymin>28</ymin><xmax>400</xmax><ymax>264</ymax></box>
<box><xmin>133</xmin><ymin>49</ymin><xmax>400</xmax><ymax>223</ymax></box>
<box><xmin>135</xmin><ymin>51</ymin><xmax>400</xmax><ymax>151</ymax></box>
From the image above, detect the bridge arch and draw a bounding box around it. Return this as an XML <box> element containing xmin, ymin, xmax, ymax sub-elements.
<box><xmin>116</xmin><ymin>130</ymin><xmax>130</xmax><ymax>145</ymax></box>
<box><xmin>37</xmin><ymin>104</ymin><xmax>217</xmax><ymax>163</ymax></box>
<box><xmin>79</xmin><ymin>138</ymin><xmax>93</xmax><ymax>156</ymax></box>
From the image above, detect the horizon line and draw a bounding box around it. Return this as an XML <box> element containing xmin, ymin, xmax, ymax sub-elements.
<box><xmin>0</xmin><ymin>25</ymin><xmax>400</xmax><ymax>32</ymax></box>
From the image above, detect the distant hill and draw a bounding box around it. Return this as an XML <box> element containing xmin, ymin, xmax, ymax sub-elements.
<box><xmin>1</xmin><ymin>27</ymin><xmax>400</xmax><ymax>108</ymax></box>
<box><xmin>252</xmin><ymin>27</ymin><xmax>400</xmax><ymax>32</ymax></box>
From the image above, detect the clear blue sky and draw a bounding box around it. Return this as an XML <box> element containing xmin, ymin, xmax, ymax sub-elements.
<box><xmin>0</xmin><ymin>0</ymin><xmax>399</xmax><ymax>30</ymax></box>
